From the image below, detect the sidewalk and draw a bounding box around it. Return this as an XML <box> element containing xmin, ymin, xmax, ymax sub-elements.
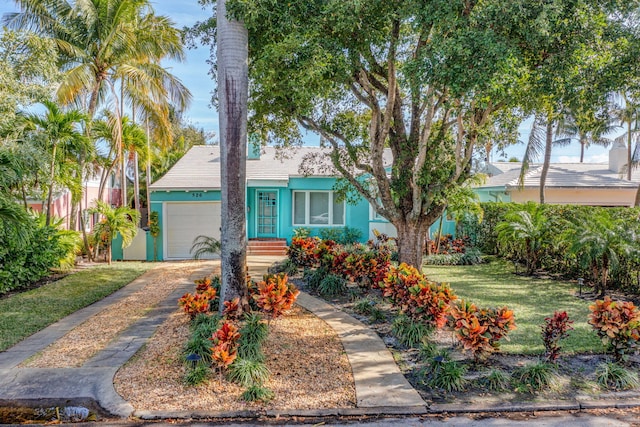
<box><xmin>0</xmin><ymin>256</ymin><xmax>424</xmax><ymax>421</ymax></box>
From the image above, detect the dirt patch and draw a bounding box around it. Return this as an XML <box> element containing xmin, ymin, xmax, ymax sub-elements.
<box><xmin>114</xmin><ymin>305</ymin><xmax>356</xmax><ymax>411</ymax></box>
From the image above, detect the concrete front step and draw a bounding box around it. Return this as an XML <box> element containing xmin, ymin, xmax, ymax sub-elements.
<box><xmin>247</xmin><ymin>239</ymin><xmax>288</xmax><ymax>256</ymax></box>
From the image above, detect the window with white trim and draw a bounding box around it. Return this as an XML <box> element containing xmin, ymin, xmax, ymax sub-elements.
<box><xmin>292</xmin><ymin>191</ymin><xmax>345</xmax><ymax>226</ymax></box>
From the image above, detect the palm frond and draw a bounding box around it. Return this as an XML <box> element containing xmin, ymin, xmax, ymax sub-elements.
<box><xmin>190</xmin><ymin>235</ymin><xmax>221</xmax><ymax>260</ymax></box>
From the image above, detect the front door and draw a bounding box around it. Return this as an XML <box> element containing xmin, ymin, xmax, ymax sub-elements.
<box><xmin>257</xmin><ymin>190</ymin><xmax>278</xmax><ymax>238</ymax></box>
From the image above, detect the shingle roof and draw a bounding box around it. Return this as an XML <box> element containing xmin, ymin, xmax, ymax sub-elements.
<box><xmin>151</xmin><ymin>145</ymin><xmax>353</xmax><ymax>191</ymax></box>
<box><xmin>479</xmin><ymin>162</ymin><xmax>640</xmax><ymax>190</ymax></box>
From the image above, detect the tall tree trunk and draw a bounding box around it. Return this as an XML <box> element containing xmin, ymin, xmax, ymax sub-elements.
<box><xmin>395</xmin><ymin>219</ymin><xmax>428</xmax><ymax>268</ymax></box>
<box><xmin>145</xmin><ymin>118</ymin><xmax>152</xmax><ymax>222</ymax></box>
<box><xmin>45</xmin><ymin>143</ymin><xmax>58</xmax><ymax>227</ymax></box>
<box><xmin>579</xmin><ymin>137</ymin><xmax>585</xmax><ymax>163</ymax></box>
<box><xmin>539</xmin><ymin>120</ymin><xmax>553</xmax><ymax>204</ymax></box>
<box><xmin>627</xmin><ymin>121</ymin><xmax>632</xmax><ymax>181</ymax></box>
<box><xmin>217</xmin><ymin>0</ymin><xmax>249</xmax><ymax>313</ymax></box>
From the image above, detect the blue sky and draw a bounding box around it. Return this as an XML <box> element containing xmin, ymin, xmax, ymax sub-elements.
<box><xmin>1</xmin><ymin>1</ymin><xmax>622</xmax><ymax>163</ymax></box>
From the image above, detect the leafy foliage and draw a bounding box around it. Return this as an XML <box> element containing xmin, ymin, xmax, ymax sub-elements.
<box><xmin>241</xmin><ymin>385</ymin><xmax>274</xmax><ymax>403</ymax></box>
<box><xmin>380</xmin><ymin>263</ymin><xmax>457</xmax><ymax>329</ymax></box>
<box><xmin>419</xmin><ymin>351</ymin><xmax>467</xmax><ymax>393</ymax></box>
<box><xmin>319</xmin><ymin>226</ymin><xmax>363</xmax><ymax>245</ymax></box>
<box><xmin>392</xmin><ymin>314</ymin><xmax>433</xmax><ymax>348</ymax></box>
<box><xmin>190</xmin><ymin>235</ymin><xmax>221</xmax><ymax>260</ymax></box>
<box><xmin>0</xmin><ymin>213</ymin><xmax>66</xmax><ymax>294</ymax></box>
<box><xmin>479</xmin><ymin>369</ymin><xmax>510</xmax><ymax>392</ymax></box>
<box><xmin>227</xmin><ymin>358</ymin><xmax>270</xmax><ymax>387</ymax></box>
<box><xmin>210</xmin><ymin>322</ymin><xmax>241</xmax><ymax>371</ymax></box>
<box><xmin>588</xmin><ymin>297</ymin><xmax>640</xmax><ymax>361</ymax></box>
<box><xmin>595</xmin><ymin>361</ymin><xmax>640</xmax><ymax>390</ymax></box>
<box><xmin>317</xmin><ymin>274</ymin><xmax>347</xmax><ymax>298</ymax></box>
<box><xmin>450</xmin><ymin>300</ymin><xmax>516</xmax><ymax>361</ymax></box>
<box><xmin>542</xmin><ymin>311</ymin><xmax>574</xmax><ymax>363</ymax></box>
<box><xmin>513</xmin><ymin>362</ymin><xmax>559</xmax><ymax>393</ymax></box>
<box><xmin>253</xmin><ymin>273</ymin><xmax>300</xmax><ymax>320</ymax></box>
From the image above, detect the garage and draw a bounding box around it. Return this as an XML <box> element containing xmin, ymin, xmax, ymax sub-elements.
<box><xmin>164</xmin><ymin>201</ymin><xmax>221</xmax><ymax>259</ymax></box>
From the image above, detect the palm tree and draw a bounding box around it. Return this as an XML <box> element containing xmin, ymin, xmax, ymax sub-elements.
<box><xmin>568</xmin><ymin>210</ymin><xmax>635</xmax><ymax>297</ymax></box>
<box><xmin>496</xmin><ymin>203</ymin><xmax>548</xmax><ymax>275</ymax></box>
<box><xmin>217</xmin><ymin>0</ymin><xmax>250</xmax><ymax>313</ymax></box>
<box><xmin>190</xmin><ymin>235</ymin><xmax>222</xmax><ymax>260</ymax></box>
<box><xmin>4</xmin><ymin>0</ymin><xmax>191</xmax><ymax>207</ymax></box>
<box><xmin>89</xmin><ymin>200</ymin><xmax>140</xmax><ymax>264</ymax></box>
<box><xmin>557</xmin><ymin>111</ymin><xmax>616</xmax><ymax>163</ymax></box>
<box><xmin>612</xmin><ymin>92</ymin><xmax>640</xmax><ymax>181</ymax></box>
<box><xmin>22</xmin><ymin>100</ymin><xmax>88</xmax><ymax>226</ymax></box>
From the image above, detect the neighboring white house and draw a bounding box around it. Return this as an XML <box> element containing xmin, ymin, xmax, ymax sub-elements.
<box><xmin>476</xmin><ymin>141</ymin><xmax>640</xmax><ymax>206</ymax></box>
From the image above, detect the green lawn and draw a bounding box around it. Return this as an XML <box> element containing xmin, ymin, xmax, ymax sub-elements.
<box><xmin>424</xmin><ymin>259</ymin><xmax>604</xmax><ymax>355</ymax></box>
<box><xmin>0</xmin><ymin>262</ymin><xmax>153</xmax><ymax>351</ymax></box>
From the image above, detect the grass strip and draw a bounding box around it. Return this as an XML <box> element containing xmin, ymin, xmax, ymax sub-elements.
<box><xmin>0</xmin><ymin>262</ymin><xmax>153</xmax><ymax>351</ymax></box>
<box><xmin>424</xmin><ymin>259</ymin><xmax>603</xmax><ymax>354</ymax></box>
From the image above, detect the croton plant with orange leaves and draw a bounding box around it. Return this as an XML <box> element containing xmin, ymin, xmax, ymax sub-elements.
<box><xmin>450</xmin><ymin>300</ymin><xmax>516</xmax><ymax>361</ymax></box>
<box><xmin>589</xmin><ymin>296</ymin><xmax>640</xmax><ymax>361</ymax></box>
<box><xmin>210</xmin><ymin>322</ymin><xmax>241</xmax><ymax>370</ymax></box>
<box><xmin>253</xmin><ymin>273</ymin><xmax>300</xmax><ymax>320</ymax></box>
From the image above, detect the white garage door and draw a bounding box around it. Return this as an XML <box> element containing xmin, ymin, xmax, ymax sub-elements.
<box><xmin>165</xmin><ymin>202</ymin><xmax>221</xmax><ymax>259</ymax></box>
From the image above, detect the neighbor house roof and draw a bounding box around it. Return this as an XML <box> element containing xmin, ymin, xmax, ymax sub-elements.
<box><xmin>150</xmin><ymin>145</ymin><xmax>390</xmax><ymax>191</ymax></box>
<box><xmin>479</xmin><ymin>162</ymin><xmax>640</xmax><ymax>190</ymax></box>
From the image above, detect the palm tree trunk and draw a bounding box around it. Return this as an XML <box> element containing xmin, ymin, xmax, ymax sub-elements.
<box><xmin>46</xmin><ymin>143</ymin><xmax>58</xmax><ymax>227</ymax></box>
<box><xmin>217</xmin><ymin>0</ymin><xmax>249</xmax><ymax>313</ymax></box>
<box><xmin>580</xmin><ymin>137</ymin><xmax>585</xmax><ymax>163</ymax></box>
<box><xmin>539</xmin><ymin>120</ymin><xmax>553</xmax><ymax>204</ymax></box>
<box><xmin>627</xmin><ymin>121</ymin><xmax>632</xmax><ymax>181</ymax></box>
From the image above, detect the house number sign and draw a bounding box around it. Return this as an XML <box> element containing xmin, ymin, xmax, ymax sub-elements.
<box><xmin>191</xmin><ymin>192</ymin><xmax>204</xmax><ymax>198</ymax></box>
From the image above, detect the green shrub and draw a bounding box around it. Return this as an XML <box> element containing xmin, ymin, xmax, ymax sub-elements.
<box><xmin>184</xmin><ymin>361</ymin><xmax>210</xmax><ymax>386</ymax></box>
<box><xmin>392</xmin><ymin>314</ymin><xmax>433</xmax><ymax>348</ymax></box>
<box><xmin>420</xmin><ymin>351</ymin><xmax>467</xmax><ymax>392</ymax></box>
<box><xmin>241</xmin><ymin>385</ymin><xmax>274</xmax><ymax>402</ymax></box>
<box><xmin>304</xmin><ymin>266</ymin><xmax>328</xmax><ymax>291</ymax></box>
<box><xmin>227</xmin><ymin>358</ymin><xmax>270</xmax><ymax>387</ymax></box>
<box><xmin>423</xmin><ymin>254</ymin><xmax>464</xmax><ymax>265</ymax></box>
<box><xmin>269</xmin><ymin>259</ymin><xmax>299</xmax><ymax>276</ymax></box>
<box><xmin>595</xmin><ymin>361</ymin><xmax>640</xmax><ymax>390</ymax></box>
<box><xmin>0</xmin><ymin>216</ymin><xmax>66</xmax><ymax>295</ymax></box>
<box><xmin>318</xmin><ymin>273</ymin><xmax>347</xmax><ymax>298</ymax></box>
<box><xmin>417</xmin><ymin>340</ymin><xmax>438</xmax><ymax>360</ymax></box>
<box><xmin>183</xmin><ymin>314</ymin><xmax>221</xmax><ymax>364</ymax></box>
<box><xmin>319</xmin><ymin>226</ymin><xmax>363</xmax><ymax>245</ymax></box>
<box><xmin>479</xmin><ymin>369</ymin><xmax>510</xmax><ymax>392</ymax></box>
<box><xmin>238</xmin><ymin>313</ymin><xmax>269</xmax><ymax>362</ymax></box>
<box><xmin>513</xmin><ymin>361</ymin><xmax>559</xmax><ymax>393</ymax></box>
<box><xmin>293</xmin><ymin>227</ymin><xmax>311</xmax><ymax>238</ymax></box>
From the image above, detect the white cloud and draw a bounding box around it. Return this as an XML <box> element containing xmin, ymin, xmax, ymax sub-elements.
<box><xmin>584</xmin><ymin>153</ymin><xmax>609</xmax><ymax>163</ymax></box>
<box><xmin>558</xmin><ymin>155</ymin><xmax>580</xmax><ymax>163</ymax></box>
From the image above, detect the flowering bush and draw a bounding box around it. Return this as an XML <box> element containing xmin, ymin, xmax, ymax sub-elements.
<box><xmin>427</xmin><ymin>234</ymin><xmax>469</xmax><ymax>255</ymax></box>
<box><xmin>589</xmin><ymin>296</ymin><xmax>640</xmax><ymax>361</ymax></box>
<box><xmin>178</xmin><ymin>292</ymin><xmax>211</xmax><ymax>319</ymax></box>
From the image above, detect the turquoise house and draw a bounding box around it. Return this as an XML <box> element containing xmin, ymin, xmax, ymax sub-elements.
<box><xmin>142</xmin><ymin>145</ymin><xmax>454</xmax><ymax>261</ymax></box>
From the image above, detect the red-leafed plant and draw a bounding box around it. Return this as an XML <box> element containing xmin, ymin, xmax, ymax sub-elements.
<box><xmin>287</xmin><ymin>236</ymin><xmax>320</xmax><ymax>267</ymax></box>
<box><xmin>210</xmin><ymin>322</ymin><xmax>241</xmax><ymax>372</ymax></box>
<box><xmin>253</xmin><ymin>273</ymin><xmax>300</xmax><ymax>320</ymax></box>
<box><xmin>589</xmin><ymin>296</ymin><xmax>640</xmax><ymax>361</ymax></box>
<box><xmin>379</xmin><ymin>263</ymin><xmax>424</xmax><ymax>305</ymax></box>
<box><xmin>542</xmin><ymin>311</ymin><xmax>574</xmax><ymax>362</ymax></box>
<box><xmin>222</xmin><ymin>297</ymin><xmax>242</xmax><ymax>320</ymax></box>
<box><xmin>405</xmin><ymin>281</ymin><xmax>457</xmax><ymax>328</ymax></box>
<box><xmin>178</xmin><ymin>292</ymin><xmax>210</xmax><ymax>319</ymax></box>
<box><xmin>451</xmin><ymin>300</ymin><xmax>516</xmax><ymax>361</ymax></box>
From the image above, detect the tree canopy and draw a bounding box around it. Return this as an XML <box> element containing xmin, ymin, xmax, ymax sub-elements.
<box><xmin>190</xmin><ymin>0</ymin><xmax>635</xmax><ymax>266</ymax></box>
